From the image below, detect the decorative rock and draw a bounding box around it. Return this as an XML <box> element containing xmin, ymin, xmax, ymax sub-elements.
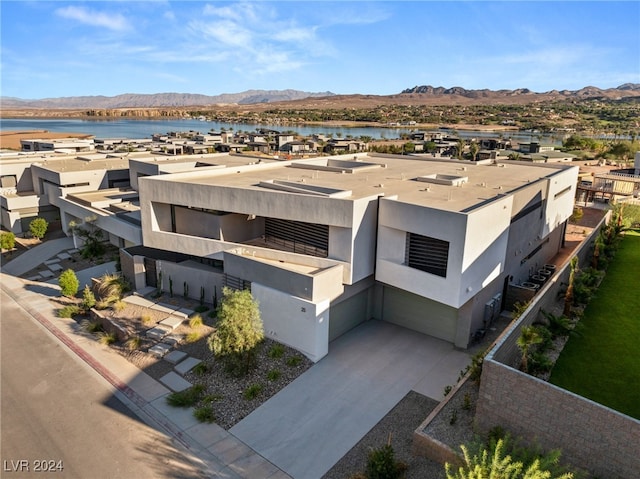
<box><xmin>160</xmin><ymin>315</ymin><xmax>185</xmax><ymax>330</ymax></box>
<box><xmin>164</xmin><ymin>350</ymin><xmax>187</xmax><ymax>364</ymax></box>
<box><xmin>159</xmin><ymin>371</ymin><xmax>192</xmax><ymax>392</ymax></box>
<box><xmin>175</xmin><ymin>357</ymin><xmax>202</xmax><ymax>375</ymax></box>
<box><xmin>146</xmin><ymin>326</ymin><xmax>171</xmax><ymax>340</ymax></box>
<box><xmin>149</xmin><ymin>343</ymin><xmax>172</xmax><ymax>358</ymax></box>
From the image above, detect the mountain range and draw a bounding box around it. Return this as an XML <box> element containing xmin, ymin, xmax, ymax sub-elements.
<box><xmin>1</xmin><ymin>84</ymin><xmax>639</xmax><ymax>110</ymax></box>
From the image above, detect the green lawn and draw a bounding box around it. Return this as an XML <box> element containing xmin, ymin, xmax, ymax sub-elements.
<box><xmin>550</xmin><ymin>230</ymin><xmax>640</xmax><ymax>419</ymax></box>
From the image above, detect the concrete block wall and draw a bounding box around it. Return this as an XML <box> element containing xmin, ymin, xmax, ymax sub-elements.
<box><xmin>474</xmin><ymin>209</ymin><xmax>640</xmax><ymax>478</ymax></box>
<box><xmin>476</xmin><ymin>360</ymin><xmax>640</xmax><ymax>479</ymax></box>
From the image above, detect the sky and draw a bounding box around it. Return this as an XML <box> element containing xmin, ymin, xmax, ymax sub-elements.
<box><xmin>1</xmin><ymin>1</ymin><xmax>639</xmax><ymax>99</ymax></box>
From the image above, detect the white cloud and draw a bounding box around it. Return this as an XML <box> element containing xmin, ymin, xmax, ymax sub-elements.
<box><xmin>55</xmin><ymin>6</ymin><xmax>130</xmax><ymax>31</ymax></box>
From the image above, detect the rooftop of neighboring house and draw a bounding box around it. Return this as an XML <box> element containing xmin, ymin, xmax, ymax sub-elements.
<box><xmin>146</xmin><ymin>153</ymin><xmax>578</xmax><ymax>213</ymax></box>
<box><xmin>31</xmin><ymin>154</ymin><xmax>131</xmax><ymax>173</ymax></box>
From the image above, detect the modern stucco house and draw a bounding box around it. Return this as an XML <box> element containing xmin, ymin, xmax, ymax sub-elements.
<box><xmin>122</xmin><ymin>152</ymin><xmax>579</xmax><ymax>361</ymax></box>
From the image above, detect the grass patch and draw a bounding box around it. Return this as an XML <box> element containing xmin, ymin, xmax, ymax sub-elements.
<box><xmin>193</xmin><ymin>405</ymin><xmax>216</xmax><ymax>423</ymax></box>
<box><xmin>166</xmin><ymin>384</ymin><xmax>205</xmax><ymax>407</ymax></box>
<box><xmin>243</xmin><ymin>383</ymin><xmax>263</xmax><ymax>400</ymax></box>
<box><xmin>550</xmin><ymin>231</ymin><xmax>640</xmax><ymax>419</ymax></box>
<box><xmin>57</xmin><ymin>305</ymin><xmax>81</xmax><ymax>318</ymax></box>
<box><xmin>268</xmin><ymin>343</ymin><xmax>285</xmax><ymax>359</ymax></box>
<box><xmin>267</xmin><ymin>369</ymin><xmax>281</xmax><ymax>381</ymax></box>
<box><xmin>203</xmin><ymin>393</ymin><xmax>223</xmax><ymax>404</ymax></box>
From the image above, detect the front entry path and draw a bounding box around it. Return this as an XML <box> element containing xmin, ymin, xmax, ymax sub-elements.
<box><xmin>230</xmin><ymin>319</ymin><xmax>471</xmax><ymax>479</ymax></box>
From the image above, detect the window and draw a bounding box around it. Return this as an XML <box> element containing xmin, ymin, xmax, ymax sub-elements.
<box><xmin>405</xmin><ymin>233</ymin><xmax>449</xmax><ymax>278</ymax></box>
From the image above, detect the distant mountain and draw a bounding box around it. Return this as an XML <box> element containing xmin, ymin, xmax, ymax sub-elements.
<box><xmin>0</xmin><ymin>89</ymin><xmax>336</xmax><ymax>109</ymax></box>
<box><xmin>400</xmin><ymin>84</ymin><xmax>640</xmax><ymax>100</ymax></box>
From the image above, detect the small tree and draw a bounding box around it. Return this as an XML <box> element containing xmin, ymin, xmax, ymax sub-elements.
<box><xmin>82</xmin><ymin>285</ymin><xmax>96</xmax><ymax>310</ymax></box>
<box><xmin>59</xmin><ymin>269</ymin><xmax>80</xmax><ymax>298</ymax></box>
<box><xmin>563</xmin><ymin>257</ymin><xmax>579</xmax><ymax>317</ymax></box>
<box><xmin>1</xmin><ymin>231</ymin><xmax>16</xmax><ymax>251</ymax></box>
<box><xmin>207</xmin><ymin>287</ymin><xmax>263</xmax><ymax>376</ymax></box>
<box><xmin>29</xmin><ymin>217</ymin><xmax>48</xmax><ymax>240</ymax></box>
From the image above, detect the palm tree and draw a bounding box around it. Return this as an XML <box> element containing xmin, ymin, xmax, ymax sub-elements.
<box><xmin>563</xmin><ymin>257</ymin><xmax>579</xmax><ymax>317</ymax></box>
<box><xmin>516</xmin><ymin>325</ymin><xmax>543</xmax><ymax>373</ymax></box>
<box><xmin>456</xmin><ymin>139</ymin><xmax>466</xmax><ymax>160</ymax></box>
<box><xmin>468</xmin><ymin>141</ymin><xmax>480</xmax><ymax>161</ymax></box>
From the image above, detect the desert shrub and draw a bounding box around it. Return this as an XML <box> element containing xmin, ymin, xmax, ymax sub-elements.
<box><xmin>193</xmin><ymin>405</ymin><xmax>215</xmax><ymax>423</ymax></box>
<box><xmin>140</xmin><ymin>314</ymin><xmax>153</xmax><ymax>324</ymax></box>
<box><xmin>97</xmin><ymin>331</ymin><xmax>117</xmax><ymax>345</ymax></box>
<box><xmin>58</xmin><ymin>269</ymin><xmax>79</xmax><ymax>297</ymax></box>
<box><xmin>1</xmin><ymin>231</ymin><xmax>16</xmax><ymax>250</ymax></box>
<box><xmin>192</xmin><ymin>362</ymin><xmax>208</xmax><ymax>376</ymax></box>
<box><xmin>125</xmin><ymin>336</ymin><xmax>141</xmax><ymax>350</ymax></box>
<box><xmin>112</xmin><ymin>300</ymin><xmax>126</xmax><ymax>312</ymax></box>
<box><xmin>185</xmin><ymin>331</ymin><xmax>202</xmax><ymax>343</ymax></box>
<box><xmin>189</xmin><ymin>314</ymin><xmax>203</xmax><ymax>329</ymax></box>
<box><xmin>365</xmin><ymin>442</ymin><xmax>406</xmax><ymax>479</ymax></box>
<box><xmin>95</xmin><ymin>300</ymin><xmax>111</xmax><ymax>310</ymax></box>
<box><xmin>166</xmin><ymin>384</ymin><xmax>205</xmax><ymax>407</ymax></box>
<box><xmin>82</xmin><ymin>285</ymin><xmax>96</xmax><ymax>310</ymax></box>
<box><xmin>96</xmin><ymin>273</ymin><xmax>130</xmax><ymax>302</ymax></box>
<box><xmin>286</xmin><ymin>355</ymin><xmax>302</xmax><ymax>367</ymax></box>
<box><xmin>243</xmin><ymin>383</ymin><xmax>263</xmax><ymax>400</ymax></box>
<box><xmin>57</xmin><ymin>305</ymin><xmax>81</xmax><ymax>318</ymax></box>
<box><xmin>28</xmin><ymin>217</ymin><xmax>48</xmax><ymax>239</ymax></box>
<box><xmin>268</xmin><ymin>343</ymin><xmax>285</xmax><ymax>358</ymax></box>
<box><xmin>80</xmin><ymin>319</ymin><xmax>104</xmax><ymax>334</ymax></box>
<box><xmin>267</xmin><ymin>369</ymin><xmax>281</xmax><ymax>381</ymax></box>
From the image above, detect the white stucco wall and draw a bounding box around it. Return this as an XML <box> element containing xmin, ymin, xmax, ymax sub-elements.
<box><xmin>252</xmin><ymin>283</ymin><xmax>330</xmax><ymax>362</ymax></box>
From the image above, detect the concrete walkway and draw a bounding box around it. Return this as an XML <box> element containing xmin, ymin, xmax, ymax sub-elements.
<box><xmin>1</xmin><ymin>236</ymin><xmax>74</xmax><ymax>276</ymax></box>
<box><xmin>231</xmin><ymin>320</ymin><xmax>471</xmax><ymax>479</ymax></box>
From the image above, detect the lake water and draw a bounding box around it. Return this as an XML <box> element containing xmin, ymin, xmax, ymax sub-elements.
<box><xmin>0</xmin><ymin>118</ymin><xmax>561</xmax><ymax>144</ymax></box>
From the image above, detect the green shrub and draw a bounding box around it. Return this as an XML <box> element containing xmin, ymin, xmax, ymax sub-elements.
<box><xmin>57</xmin><ymin>305</ymin><xmax>81</xmax><ymax>318</ymax></box>
<box><xmin>1</xmin><ymin>231</ymin><xmax>16</xmax><ymax>250</ymax></box>
<box><xmin>286</xmin><ymin>355</ymin><xmax>302</xmax><ymax>367</ymax></box>
<box><xmin>267</xmin><ymin>369</ymin><xmax>281</xmax><ymax>381</ymax></box>
<box><xmin>243</xmin><ymin>383</ymin><xmax>263</xmax><ymax>400</ymax></box>
<box><xmin>365</xmin><ymin>442</ymin><xmax>406</xmax><ymax>479</ymax></box>
<box><xmin>28</xmin><ymin>217</ymin><xmax>48</xmax><ymax>239</ymax></box>
<box><xmin>189</xmin><ymin>314</ymin><xmax>203</xmax><ymax>329</ymax></box>
<box><xmin>82</xmin><ymin>285</ymin><xmax>96</xmax><ymax>310</ymax></box>
<box><xmin>268</xmin><ymin>343</ymin><xmax>285</xmax><ymax>358</ymax></box>
<box><xmin>59</xmin><ymin>269</ymin><xmax>79</xmax><ymax>297</ymax></box>
<box><xmin>193</xmin><ymin>405</ymin><xmax>215</xmax><ymax>423</ymax></box>
<box><xmin>166</xmin><ymin>384</ymin><xmax>205</xmax><ymax>407</ymax></box>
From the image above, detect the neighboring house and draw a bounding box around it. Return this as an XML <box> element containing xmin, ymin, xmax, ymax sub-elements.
<box><xmin>126</xmin><ymin>153</ymin><xmax>578</xmax><ymax>361</ymax></box>
<box><xmin>323</xmin><ymin>138</ymin><xmax>366</xmax><ymax>153</ymax></box>
<box><xmin>21</xmin><ymin>138</ymin><xmax>95</xmax><ymax>153</ymax></box>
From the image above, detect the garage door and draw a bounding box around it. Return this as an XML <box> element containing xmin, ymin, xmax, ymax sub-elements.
<box><xmin>382</xmin><ymin>286</ymin><xmax>457</xmax><ymax>342</ymax></box>
<box><xmin>329</xmin><ymin>289</ymin><xmax>369</xmax><ymax>341</ymax></box>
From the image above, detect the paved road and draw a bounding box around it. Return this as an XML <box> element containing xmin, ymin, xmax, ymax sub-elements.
<box><xmin>0</xmin><ymin>289</ymin><xmax>209</xmax><ymax>479</ymax></box>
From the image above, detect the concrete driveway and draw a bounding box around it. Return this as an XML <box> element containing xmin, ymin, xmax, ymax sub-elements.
<box><xmin>230</xmin><ymin>319</ymin><xmax>471</xmax><ymax>479</ymax></box>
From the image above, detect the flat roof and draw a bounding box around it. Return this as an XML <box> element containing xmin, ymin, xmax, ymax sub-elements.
<box><xmin>151</xmin><ymin>153</ymin><xmax>577</xmax><ymax>213</ymax></box>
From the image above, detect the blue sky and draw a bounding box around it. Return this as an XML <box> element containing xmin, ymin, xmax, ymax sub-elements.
<box><xmin>1</xmin><ymin>1</ymin><xmax>639</xmax><ymax>99</ymax></box>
